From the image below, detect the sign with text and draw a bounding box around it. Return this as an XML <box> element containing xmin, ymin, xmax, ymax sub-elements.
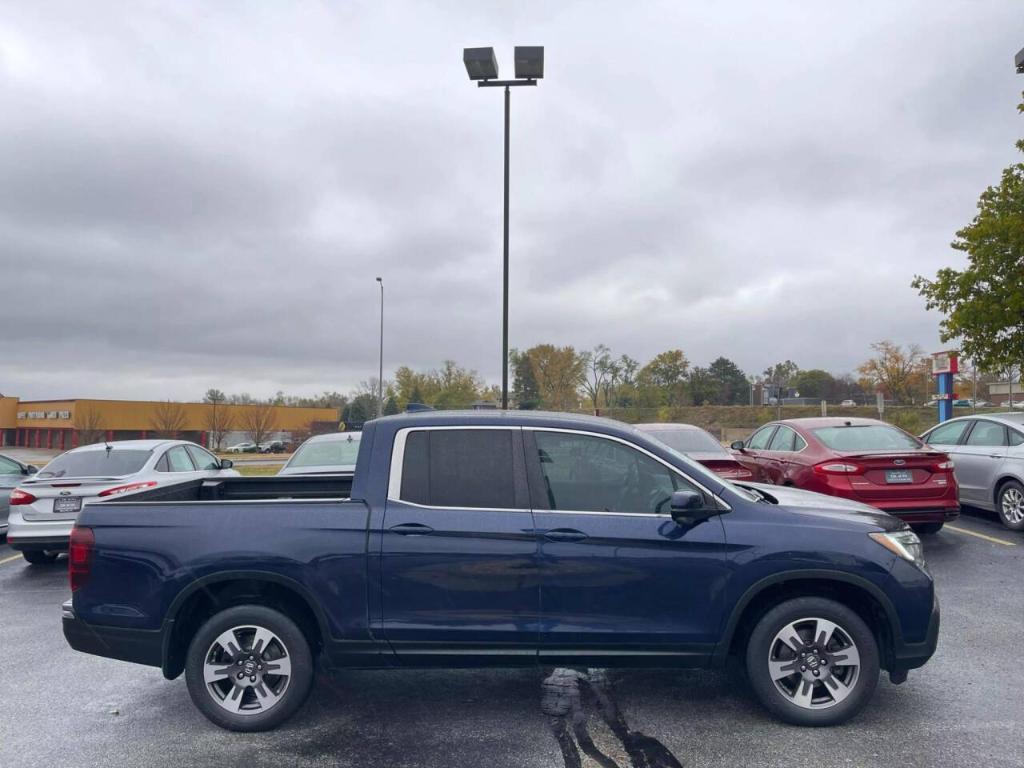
<box><xmin>931</xmin><ymin>351</ymin><xmax>959</xmax><ymax>375</ymax></box>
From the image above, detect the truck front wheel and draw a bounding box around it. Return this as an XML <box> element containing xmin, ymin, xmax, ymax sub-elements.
<box><xmin>185</xmin><ymin>604</ymin><xmax>314</xmax><ymax>731</ymax></box>
<box><xmin>745</xmin><ymin>596</ymin><xmax>879</xmax><ymax>726</ymax></box>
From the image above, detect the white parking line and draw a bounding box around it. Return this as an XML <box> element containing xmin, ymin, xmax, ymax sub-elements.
<box><xmin>946</xmin><ymin>525</ymin><xmax>1017</xmax><ymax>546</ymax></box>
<box><xmin>0</xmin><ymin>554</ymin><xmax>22</xmax><ymax>565</ymax></box>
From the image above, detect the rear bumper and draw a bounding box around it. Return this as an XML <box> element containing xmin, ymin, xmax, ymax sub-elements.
<box><xmin>6</xmin><ymin>512</ymin><xmax>73</xmax><ymax>550</ymax></box>
<box><xmin>892</xmin><ymin>593</ymin><xmax>940</xmax><ymax>672</ymax></box>
<box><xmin>878</xmin><ymin>505</ymin><xmax>960</xmax><ymax>524</ymax></box>
<box><xmin>7</xmin><ymin>535</ymin><xmax>69</xmax><ymax>552</ymax></box>
<box><xmin>62</xmin><ymin>601</ymin><xmax>163</xmax><ymax>668</ymax></box>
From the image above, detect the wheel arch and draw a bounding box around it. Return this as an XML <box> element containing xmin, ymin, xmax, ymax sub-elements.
<box><xmin>993</xmin><ymin>474</ymin><xmax>1023</xmax><ymax>505</ymax></box>
<box><xmin>716</xmin><ymin>570</ymin><xmax>901</xmax><ymax>671</ymax></box>
<box><xmin>161</xmin><ymin>571</ymin><xmax>331</xmax><ymax>680</ymax></box>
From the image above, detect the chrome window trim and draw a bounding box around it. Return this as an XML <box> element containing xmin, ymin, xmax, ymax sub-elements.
<box><xmin>387</xmin><ymin>425</ymin><xmax>523</xmax><ymax>508</ymax></box>
<box><xmin>524</xmin><ymin>426</ymin><xmax>730</xmax><ymax>513</ymax></box>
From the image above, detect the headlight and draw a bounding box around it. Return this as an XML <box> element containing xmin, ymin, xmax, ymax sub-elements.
<box><xmin>869</xmin><ymin>530</ymin><xmax>925</xmax><ymax>566</ymax></box>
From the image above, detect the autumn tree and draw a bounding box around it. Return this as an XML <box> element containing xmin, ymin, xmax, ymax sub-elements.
<box><xmin>525</xmin><ymin>344</ymin><xmax>586</xmax><ymax>410</ymax></box>
<box><xmin>202</xmin><ymin>389</ymin><xmax>234</xmax><ymax>451</ymax></box>
<box><xmin>150</xmin><ymin>400</ymin><xmax>188</xmax><ymax>438</ymax></box>
<box><xmin>637</xmin><ymin>349</ymin><xmax>689</xmax><ymax>406</ymax></box>
<box><xmin>238</xmin><ymin>402</ymin><xmax>278</xmax><ymax>447</ymax></box>
<box><xmin>75</xmin><ymin>404</ymin><xmax>106</xmax><ymax>445</ymax></box>
<box><xmin>857</xmin><ymin>341</ymin><xmax>930</xmax><ymax>404</ymax></box>
<box><xmin>912</xmin><ymin>93</ymin><xmax>1024</xmax><ymax>377</ymax></box>
<box><xmin>510</xmin><ymin>348</ymin><xmax>541</xmax><ymax>409</ymax></box>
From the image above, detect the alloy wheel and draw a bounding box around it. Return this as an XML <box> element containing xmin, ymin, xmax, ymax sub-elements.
<box><xmin>767</xmin><ymin>617</ymin><xmax>861</xmax><ymax>710</ymax></box>
<box><xmin>1001</xmin><ymin>487</ymin><xmax>1024</xmax><ymax>525</ymax></box>
<box><xmin>202</xmin><ymin>625</ymin><xmax>292</xmax><ymax>715</ymax></box>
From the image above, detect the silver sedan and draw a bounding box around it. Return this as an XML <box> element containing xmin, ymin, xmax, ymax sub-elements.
<box><xmin>0</xmin><ymin>453</ymin><xmax>39</xmax><ymax>537</ymax></box>
<box><xmin>921</xmin><ymin>412</ymin><xmax>1024</xmax><ymax>531</ymax></box>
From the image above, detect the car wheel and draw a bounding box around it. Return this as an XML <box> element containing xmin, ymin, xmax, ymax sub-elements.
<box><xmin>911</xmin><ymin>522</ymin><xmax>944</xmax><ymax>535</ymax></box>
<box><xmin>996</xmin><ymin>480</ymin><xmax>1024</xmax><ymax>531</ymax></box>
<box><xmin>745</xmin><ymin>597</ymin><xmax>879</xmax><ymax>726</ymax></box>
<box><xmin>185</xmin><ymin>605</ymin><xmax>314</xmax><ymax>732</ymax></box>
<box><xmin>22</xmin><ymin>550</ymin><xmax>60</xmax><ymax>565</ymax></box>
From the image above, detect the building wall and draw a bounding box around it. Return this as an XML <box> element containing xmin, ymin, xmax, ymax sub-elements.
<box><xmin>0</xmin><ymin>396</ymin><xmax>18</xmax><ymax>446</ymax></box>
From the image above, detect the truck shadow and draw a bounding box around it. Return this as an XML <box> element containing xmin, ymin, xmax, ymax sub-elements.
<box><xmin>542</xmin><ymin>668</ymin><xmax>684</xmax><ymax>768</ymax></box>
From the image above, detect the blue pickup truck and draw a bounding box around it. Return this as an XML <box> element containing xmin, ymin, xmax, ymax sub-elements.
<box><xmin>63</xmin><ymin>411</ymin><xmax>939</xmax><ymax>731</ymax></box>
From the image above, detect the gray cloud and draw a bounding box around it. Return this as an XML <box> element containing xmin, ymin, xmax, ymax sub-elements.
<box><xmin>0</xmin><ymin>1</ymin><xmax>1021</xmax><ymax>401</ymax></box>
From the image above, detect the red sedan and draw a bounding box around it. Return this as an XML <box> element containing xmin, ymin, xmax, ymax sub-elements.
<box><xmin>635</xmin><ymin>423</ymin><xmax>754</xmax><ymax>480</ymax></box>
<box><xmin>730</xmin><ymin>417</ymin><xmax>959</xmax><ymax>533</ymax></box>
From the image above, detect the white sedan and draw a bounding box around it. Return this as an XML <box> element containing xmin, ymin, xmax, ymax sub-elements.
<box><xmin>278</xmin><ymin>432</ymin><xmax>362</xmax><ymax>475</ymax></box>
<box><xmin>6</xmin><ymin>439</ymin><xmax>238</xmax><ymax>565</ymax></box>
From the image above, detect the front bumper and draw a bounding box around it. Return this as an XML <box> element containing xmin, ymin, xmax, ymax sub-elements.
<box><xmin>891</xmin><ymin>592</ymin><xmax>940</xmax><ymax>673</ymax></box>
<box><xmin>62</xmin><ymin>600</ymin><xmax>163</xmax><ymax>667</ymax></box>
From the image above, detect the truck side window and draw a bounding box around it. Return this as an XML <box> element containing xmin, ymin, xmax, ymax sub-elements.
<box><xmin>400</xmin><ymin>429</ymin><xmax>516</xmax><ymax>509</ymax></box>
<box><xmin>533</xmin><ymin>431</ymin><xmax>695</xmax><ymax>514</ymax></box>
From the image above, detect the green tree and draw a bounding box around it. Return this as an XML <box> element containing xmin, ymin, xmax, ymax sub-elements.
<box><xmin>637</xmin><ymin>350</ymin><xmax>689</xmax><ymax>406</ymax></box>
<box><xmin>688</xmin><ymin>366</ymin><xmax>717</xmax><ymax>405</ymax></box>
<box><xmin>792</xmin><ymin>369</ymin><xmax>838</xmax><ymax>401</ymax></box>
<box><xmin>525</xmin><ymin>344</ymin><xmax>586</xmax><ymax>410</ymax></box>
<box><xmin>706</xmin><ymin>357</ymin><xmax>749</xmax><ymax>405</ymax></box>
<box><xmin>912</xmin><ymin>94</ymin><xmax>1024</xmax><ymax>376</ymax></box>
<box><xmin>510</xmin><ymin>348</ymin><xmax>541</xmax><ymax>409</ymax></box>
<box><xmin>383</xmin><ymin>396</ymin><xmax>400</xmax><ymax>416</ymax></box>
<box><xmin>343</xmin><ymin>394</ymin><xmax>376</xmax><ymax>425</ymax></box>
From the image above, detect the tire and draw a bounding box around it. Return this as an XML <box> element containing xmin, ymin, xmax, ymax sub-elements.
<box><xmin>912</xmin><ymin>522</ymin><xmax>944</xmax><ymax>535</ymax></box>
<box><xmin>996</xmin><ymin>480</ymin><xmax>1024</xmax><ymax>531</ymax></box>
<box><xmin>745</xmin><ymin>597</ymin><xmax>879</xmax><ymax>726</ymax></box>
<box><xmin>22</xmin><ymin>550</ymin><xmax>59</xmax><ymax>565</ymax></box>
<box><xmin>185</xmin><ymin>605</ymin><xmax>314</xmax><ymax>732</ymax></box>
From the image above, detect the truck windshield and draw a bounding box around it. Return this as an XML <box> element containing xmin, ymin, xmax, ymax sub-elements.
<box><xmin>287</xmin><ymin>437</ymin><xmax>361</xmax><ymax>468</ymax></box>
<box><xmin>38</xmin><ymin>449</ymin><xmax>152</xmax><ymax>478</ymax></box>
<box><xmin>811</xmin><ymin>425</ymin><xmax>921</xmax><ymax>452</ymax></box>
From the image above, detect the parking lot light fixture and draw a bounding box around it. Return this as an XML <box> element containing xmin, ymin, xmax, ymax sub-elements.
<box><xmin>1016</xmin><ymin>46</ymin><xmax>1024</xmax><ymax>73</ymax></box>
<box><xmin>463</xmin><ymin>45</ymin><xmax>544</xmax><ymax>409</ymax></box>
<box><xmin>376</xmin><ymin>277</ymin><xmax>384</xmax><ymax>419</ymax></box>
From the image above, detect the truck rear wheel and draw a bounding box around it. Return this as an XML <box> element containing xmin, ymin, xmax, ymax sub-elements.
<box><xmin>745</xmin><ymin>597</ymin><xmax>879</xmax><ymax>726</ymax></box>
<box><xmin>185</xmin><ymin>604</ymin><xmax>314</xmax><ymax>732</ymax></box>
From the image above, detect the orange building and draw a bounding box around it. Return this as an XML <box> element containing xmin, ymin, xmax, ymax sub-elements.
<box><xmin>1</xmin><ymin>397</ymin><xmax>339</xmax><ymax>450</ymax></box>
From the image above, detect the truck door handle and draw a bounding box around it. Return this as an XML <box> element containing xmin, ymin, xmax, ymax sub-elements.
<box><xmin>388</xmin><ymin>523</ymin><xmax>435</xmax><ymax>536</ymax></box>
<box><xmin>543</xmin><ymin>528</ymin><xmax>588</xmax><ymax>542</ymax></box>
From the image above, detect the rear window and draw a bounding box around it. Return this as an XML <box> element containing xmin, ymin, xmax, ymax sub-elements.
<box><xmin>38</xmin><ymin>449</ymin><xmax>151</xmax><ymax>478</ymax></box>
<box><xmin>642</xmin><ymin>428</ymin><xmax>724</xmax><ymax>455</ymax></box>
<box><xmin>811</xmin><ymin>425</ymin><xmax>921</xmax><ymax>452</ymax></box>
<box><xmin>399</xmin><ymin>429</ymin><xmax>516</xmax><ymax>509</ymax></box>
<box><xmin>287</xmin><ymin>436</ymin><xmax>362</xmax><ymax>468</ymax></box>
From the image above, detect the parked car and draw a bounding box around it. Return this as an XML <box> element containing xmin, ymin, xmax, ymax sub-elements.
<box><xmin>840</xmin><ymin>400</ymin><xmax>857</xmax><ymax>407</ymax></box>
<box><xmin>998</xmin><ymin>401</ymin><xmax>1024</xmax><ymax>409</ymax></box>
<box><xmin>226</xmin><ymin>441</ymin><xmax>258</xmax><ymax>453</ymax></box>
<box><xmin>6</xmin><ymin>440</ymin><xmax>238</xmax><ymax>564</ymax></box>
<box><xmin>259</xmin><ymin>440</ymin><xmax>288</xmax><ymax>454</ymax></box>
<box><xmin>920</xmin><ymin>412</ymin><xmax>1024</xmax><ymax>530</ymax></box>
<box><xmin>730</xmin><ymin>417</ymin><xmax>959</xmax><ymax>533</ymax></box>
<box><xmin>278</xmin><ymin>432</ymin><xmax>361</xmax><ymax>475</ymax></box>
<box><xmin>64</xmin><ymin>411</ymin><xmax>937</xmax><ymax>731</ymax></box>
<box><xmin>635</xmin><ymin>423</ymin><xmax>753</xmax><ymax>479</ymax></box>
<box><xmin>0</xmin><ymin>453</ymin><xmax>38</xmax><ymax>538</ymax></box>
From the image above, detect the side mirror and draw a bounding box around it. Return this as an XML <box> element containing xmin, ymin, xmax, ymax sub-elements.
<box><xmin>730</xmin><ymin>441</ymin><xmax>745</xmax><ymax>451</ymax></box>
<box><xmin>24</xmin><ymin>465</ymin><xmax>39</xmax><ymax>475</ymax></box>
<box><xmin>220</xmin><ymin>459</ymin><xmax>233</xmax><ymax>469</ymax></box>
<box><xmin>670</xmin><ymin>489</ymin><xmax>719</xmax><ymax>526</ymax></box>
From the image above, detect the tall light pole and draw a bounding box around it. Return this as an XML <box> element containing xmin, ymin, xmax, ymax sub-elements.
<box><xmin>376</xmin><ymin>277</ymin><xmax>384</xmax><ymax>418</ymax></box>
<box><xmin>464</xmin><ymin>46</ymin><xmax>544</xmax><ymax>409</ymax></box>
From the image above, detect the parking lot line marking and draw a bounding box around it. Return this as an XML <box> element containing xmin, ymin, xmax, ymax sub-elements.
<box><xmin>946</xmin><ymin>525</ymin><xmax>1017</xmax><ymax>546</ymax></box>
<box><xmin>0</xmin><ymin>554</ymin><xmax>22</xmax><ymax>565</ymax></box>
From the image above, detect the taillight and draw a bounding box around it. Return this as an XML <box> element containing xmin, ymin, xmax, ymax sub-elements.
<box><xmin>8</xmin><ymin>488</ymin><xmax>36</xmax><ymax>505</ymax></box>
<box><xmin>718</xmin><ymin>467</ymin><xmax>754</xmax><ymax>479</ymax></box>
<box><xmin>98</xmin><ymin>481</ymin><xmax>157</xmax><ymax>497</ymax></box>
<box><xmin>68</xmin><ymin>525</ymin><xmax>95</xmax><ymax>592</ymax></box>
<box><xmin>813</xmin><ymin>462</ymin><xmax>862</xmax><ymax>475</ymax></box>
<box><xmin>934</xmin><ymin>460</ymin><xmax>954</xmax><ymax>471</ymax></box>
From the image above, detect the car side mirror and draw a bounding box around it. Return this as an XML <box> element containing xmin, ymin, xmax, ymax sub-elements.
<box><xmin>670</xmin><ymin>489</ymin><xmax>719</xmax><ymax>526</ymax></box>
<box><xmin>24</xmin><ymin>465</ymin><xmax>39</xmax><ymax>475</ymax></box>
<box><xmin>730</xmin><ymin>441</ymin><xmax>746</xmax><ymax>451</ymax></box>
<box><xmin>219</xmin><ymin>459</ymin><xmax>233</xmax><ymax>469</ymax></box>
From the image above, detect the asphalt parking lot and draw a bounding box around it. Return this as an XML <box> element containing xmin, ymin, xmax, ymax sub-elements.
<box><xmin>1</xmin><ymin>510</ymin><xmax>1021</xmax><ymax>768</ymax></box>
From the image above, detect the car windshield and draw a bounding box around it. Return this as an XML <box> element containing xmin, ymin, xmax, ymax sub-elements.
<box><xmin>643</xmin><ymin>428</ymin><xmax>725</xmax><ymax>454</ymax></box>
<box><xmin>286</xmin><ymin>436</ymin><xmax>361</xmax><ymax>468</ymax></box>
<box><xmin>37</xmin><ymin>449</ymin><xmax>152</xmax><ymax>478</ymax></box>
<box><xmin>811</xmin><ymin>425</ymin><xmax>921</xmax><ymax>452</ymax></box>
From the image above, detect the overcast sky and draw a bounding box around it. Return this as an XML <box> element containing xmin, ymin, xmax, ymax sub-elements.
<box><xmin>1</xmin><ymin>1</ymin><xmax>1021</xmax><ymax>402</ymax></box>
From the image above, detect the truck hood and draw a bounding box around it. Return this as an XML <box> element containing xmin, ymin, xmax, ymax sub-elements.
<box><xmin>735</xmin><ymin>481</ymin><xmax>905</xmax><ymax>532</ymax></box>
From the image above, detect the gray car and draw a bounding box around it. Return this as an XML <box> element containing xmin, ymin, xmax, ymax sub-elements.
<box><xmin>0</xmin><ymin>453</ymin><xmax>40</xmax><ymax>537</ymax></box>
<box><xmin>921</xmin><ymin>412</ymin><xmax>1024</xmax><ymax>531</ymax></box>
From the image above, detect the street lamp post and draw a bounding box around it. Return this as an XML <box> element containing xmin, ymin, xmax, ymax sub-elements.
<box><xmin>463</xmin><ymin>46</ymin><xmax>544</xmax><ymax>410</ymax></box>
<box><xmin>376</xmin><ymin>277</ymin><xmax>384</xmax><ymax>418</ymax></box>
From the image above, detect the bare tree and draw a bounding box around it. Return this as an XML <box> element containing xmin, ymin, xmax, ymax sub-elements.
<box><xmin>238</xmin><ymin>402</ymin><xmax>278</xmax><ymax>448</ymax></box>
<box><xmin>581</xmin><ymin>344</ymin><xmax>615</xmax><ymax>411</ymax></box>
<box><xmin>75</xmin><ymin>404</ymin><xmax>106</xmax><ymax>445</ymax></box>
<box><xmin>150</xmin><ymin>400</ymin><xmax>188</xmax><ymax>438</ymax></box>
<box><xmin>203</xmin><ymin>390</ymin><xmax>234</xmax><ymax>451</ymax></box>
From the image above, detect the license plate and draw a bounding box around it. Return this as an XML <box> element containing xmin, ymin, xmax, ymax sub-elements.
<box><xmin>885</xmin><ymin>470</ymin><xmax>913</xmax><ymax>484</ymax></box>
<box><xmin>53</xmin><ymin>496</ymin><xmax>82</xmax><ymax>514</ymax></box>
